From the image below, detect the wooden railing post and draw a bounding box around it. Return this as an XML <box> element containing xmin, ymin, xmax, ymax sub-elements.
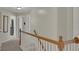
<box><xmin>19</xmin><ymin>29</ymin><xmax>21</xmax><ymax>45</ymax></box>
<box><xmin>74</xmin><ymin>37</ymin><xmax>79</xmax><ymax>44</ymax></box>
<box><xmin>58</xmin><ymin>36</ymin><xmax>64</xmax><ymax>51</ymax></box>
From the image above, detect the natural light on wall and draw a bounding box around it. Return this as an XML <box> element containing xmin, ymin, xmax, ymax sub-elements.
<box><xmin>38</xmin><ymin>9</ymin><xmax>47</xmax><ymax>15</ymax></box>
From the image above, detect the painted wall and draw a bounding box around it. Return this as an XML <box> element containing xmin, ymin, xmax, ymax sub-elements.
<box><xmin>0</xmin><ymin>9</ymin><xmax>16</xmax><ymax>50</ymax></box>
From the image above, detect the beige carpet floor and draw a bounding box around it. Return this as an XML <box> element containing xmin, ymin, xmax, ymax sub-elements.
<box><xmin>1</xmin><ymin>39</ymin><xmax>22</xmax><ymax>51</ymax></box>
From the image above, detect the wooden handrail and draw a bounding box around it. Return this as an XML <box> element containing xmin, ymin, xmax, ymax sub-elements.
<box><xmin>21</xmin><ymin>31</ymin><xmax>59</xmax><ymax>45</ymax></box>
<box><xmin>64</xmin><ymin>37</ymin><xmax>79</xmax><ymax>45</ymax></box>
<box><xmin>21</xmin><ymin>30</ymin><xmax>65</xmax><ymax>51</ymax></box>
<box><xmin>20</xmin><ymin>29</ymin><xmax>79</xmax><ymax>51</ymax></box>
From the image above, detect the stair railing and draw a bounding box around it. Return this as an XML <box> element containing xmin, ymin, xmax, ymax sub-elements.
<box><xmin>19</xmin><ymin>29</ymin><xmax>64</xmax><ymax>51</ymax></box>
<box><xmin>19</xmin><ymin>29</ymin><xmax>79</xmax><ymax>51</ymax></box>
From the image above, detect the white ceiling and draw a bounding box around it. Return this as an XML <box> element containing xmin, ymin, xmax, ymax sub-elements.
<box><xmin>0</xmin><ymin>7</ymin><xmax>33</xmax><ymax>14</ymax></box>
<box><xmin>0</xmin><ymin>7</ymin><xmax>53</xmax><ymax>15</ymax></box>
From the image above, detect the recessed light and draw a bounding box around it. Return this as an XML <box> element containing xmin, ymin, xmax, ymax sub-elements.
<box><xmin>17</xmin><ymin>7</ymin><xmax>22</xmax><ymax>10</ymax></box>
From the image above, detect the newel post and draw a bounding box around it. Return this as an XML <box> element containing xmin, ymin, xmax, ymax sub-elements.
<box><xmin>19</xmin><ymin>29</ymin><xmax>21</xmax><ymax>45</ymax></box>
<box><xmin>58</xmin><ymin>36</ymin><xmax>64</xmax><ymax>51</ymax></box>
<box><xmin>74</xmin><ymin>37</ymin><xmax>79</xmax><ymax>44</ymax></box>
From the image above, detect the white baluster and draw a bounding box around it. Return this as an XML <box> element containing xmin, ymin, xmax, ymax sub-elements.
<box><xmin>45</xmin><ymin>42</ymin><xmax>47</xmax><ymax>51</ymax></box>
<box><xmin>48</xmin><ymin>43</ymin><xmax>50</xmax><ymax>51</ymax></box>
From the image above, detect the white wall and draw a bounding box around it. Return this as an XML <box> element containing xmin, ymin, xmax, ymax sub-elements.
<box><xmin>57</xmin><ymin>7</ymin><xmax>67</xmax><ymax>40</ymax></box>
<box><xmin>30</xmin><ymin>8</ymin><xmax>58</xmax><ymax>39</ymax></box>
<box><xmin>73</xmin><ymin>8</ymin><xmax>79</xmax><ymax>37</ymax></box>
<box><xmin>0</xmin><ymin>9</ymin><xmax>16</xmax><ymax>50</ymax></box>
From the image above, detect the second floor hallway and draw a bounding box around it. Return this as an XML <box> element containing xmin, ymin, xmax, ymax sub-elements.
<box><xmin>0</xmin><ymin>7</ymin><xmax>79</xmax><ymax>51</ymax></box>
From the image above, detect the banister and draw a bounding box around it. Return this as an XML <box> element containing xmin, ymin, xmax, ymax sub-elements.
<box><xmin>64</xmin><ymin>37</ymin><xmax>79</xmax><ymax>45</ymax></box>
<box><xmin>20</xmin><ymin>29</ymin><xmax>79</xmax><ymax>51</ymax></box>
<box><xmin>21</xmin><ymin>31</ymin><xmax>59</xmax><ymax>45</ymax></box>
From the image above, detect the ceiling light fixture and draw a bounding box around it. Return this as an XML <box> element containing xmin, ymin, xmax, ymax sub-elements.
<box><xmin>17</xmin><ymin>7</ymin><xmax>22</xmax><ymax>10</ymax></box>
